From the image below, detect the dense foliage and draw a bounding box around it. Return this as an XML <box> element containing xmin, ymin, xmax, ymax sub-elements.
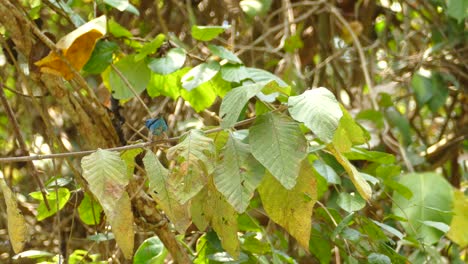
<box><xmin>0</xmin><ymin>0</ymin><xmax>467</xmax><ymax>263</ymax></box>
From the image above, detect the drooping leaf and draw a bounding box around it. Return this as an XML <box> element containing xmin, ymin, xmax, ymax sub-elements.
<box><xmin>133</xmin><ymin>236</ymin><xmax>167</xmax><ymax>264</ymax></box>
<box><xmin>143</xmin><ymin>151</ymin><xmax>191</xmax><ymax>233</ymax></box>
<box><xmin>147</xmin><ymin>67</ymin><xmax>189</xmax><ymax>99</ymax></box>
<box><xmin>392</xmin><ymin>172</ymin><xmax>453</xmax><ymax>245</ymax></box>
<box><xmin>208</xmin><ymin>44</ymin><xmax>242</xmax><ymax>64</ymax></box>
<box><xmin>148</xmin><ymin>48</ymin><xmax>186</xmax><ymax>75</ymax></box>
<box><xmin>106</xmin><ymin>54</ymin><xmax>151</xmax><ymax>100</ymax></box>
<box><xmin>258</xmin><ymin>160</ymin><xmax>317</xmax><ymax>249</ymax></box>
<box><xmin>332</xmin><ymin>106</ymin><xmax>369</xmax><ymax>153</ymax></box>
<box><xmin>167</xmin><ymin>130</ymin><xmax>216</xmax><ymax>204</ymax></box>
<box><xmin>0</xmin><ymin>172</ymin><xmax>27</xmax><ymax>253</ymax></box>
<box><xmin>83</xmin><ymin>40</ymin><xmax>118</xmax><ymax>74</ymax></box>
<box><xmin>191</xmin><ymin>25</ymin><xmax>230</xmax><ymax>41</ymax></box>
<box><xmin>30</xmin><ymin>188</ymin><xmax>71</xmax><ymax>221</ymax></box>
<box><xmin>249</xmin><ymin>112</ymin><xmax>308</xmax><ymax>189</ymax></box>
<box><xmin>181</xmin><ymin>61</ymin><xmax>220</xmax><ymax>91</ymax></box>
<box><xmin>78</xmin><ymin>192</ymin><xmax>102</xmax><ymax>226</ymax></box>
<box><xmin>214</xmin><ymin>133</ymin><xmax>265</xmax><ymax>213</ymax></box>
<box><xmin>219</xmin><ymin>81</ymin><xmax>268</xmax><ymax>129</ymax></box>
<box><xmin>329</xmin><ymin>146</ymin><xmax>372</xmax><ymax>200</ymax></box>
<box><xmin>371</xmin><ymin>220</ymin><xmax>404</xmax><ymax>240</ymax></box>
<box><xmin>313</xmin><ymin>159</ymin><xmax>341</xmax><ymax>184</ymax></box>
<box><xmin>288</xmin><ymin>88</ymin><xmax>343</xmax><ymax>143</ymax></box>
<box><xmin>191</xmin><ymin>181</ymin><xmax>240</xmax><ymax>258</ymax></box>
<box><xmin>35</xmin><ymin>16</ymin><xmax>107</xmax><ymax>80</ymax></box>
<box><xmin>108</xmin><ymin>18</ymin><xmax>133</xmax><ymax>38</ymax></box>
<box><xmin>345</xmin><ymin>147</ymin><xmax>395</xmax><ymax>164</ymax></box>
<box><xmin>447</xmin><ymin>0</ymin><xmax>468</xmax><ymax>23</ymax></box>
<box><xmin>81</xmin><ymin>149</ymin><xmax>134</xmax><ymax>259</ymax></box>
<box><xmin>447</xmin><ymin>190</ymin><xmax>468</xmax><ymax>247</ymax></box>
<box><xmin>135</xmin><ymin>33</ymin><xmax>166</xmax><ymax>61</ymax></box>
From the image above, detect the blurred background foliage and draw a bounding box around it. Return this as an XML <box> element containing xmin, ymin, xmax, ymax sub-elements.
<box><xmin>0</xmin><ymin>0</ymin><xmax>467</xmax><ymax>263</ymax></box>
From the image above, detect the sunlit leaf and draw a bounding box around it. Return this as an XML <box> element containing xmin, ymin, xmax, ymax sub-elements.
<box><xmin>0</xmin><ymin>172</ymin><xmax>27</xmax><ymax>253</ymax></box>
<box><xmin>120</xmin><ymin>148</ymin><xmax>143</xmax><ymax>178</ymax></box>
<box><xmin>135</xmin><ymin>34</ymin><xmax>166</xmax><ymax>61</ymax></box>
<box><xmin>249</xmin><ymin>112</ymin><xmax>307</xmax><ymax>189</ymax></box>
<box><xmin>81</xmin><ymin>149</ymin><xmax>134</xmax><ymax>259</ymax></box>
<box><xmin>148</xmin><ymin>48</ymin><xmax>186</xmax><ymax>75</ymax></box>
<box><xmin>35</xmin><ymin>16</ymin><xmax>106</xmax><ymax>80</ymax></box>
<box><xmin>214</xmin><ymin>133</ymin><xmax>265</xmax><ymax>213</ymax></box>
<box><xmin>240</xmin><ymin>0</ymin><xmax>272</xmax><ymax>18</ymax></box>
<box><xmin>332</xmin><ymin>106</ymin><xmax>369</xmax><ymax>153</ymax></box>
<box><xmin>30</xmin><ymin>188</ymin><xmax>70</xmax><ymax>221</ymax></box>
<box><xmin>181</xmin><ymin>61</ymin><xmax>220</xmax><ymax>91</ymax></box>
<box><xmin>220</xmin><ymin>64</ymin><xmax>250</xmax><ymax>83</ymax></box>
<box><xmin>258</xmin><ymin>160</ymin><xmax>317</xmax><ymax>249</ymax></box>
<box><xmin>447</xmin><ymin>190</ymin><xmax>468</xmax><ymax>247</ymax></box>
<box><xmin>106</xmin><ymin>54</ymin><xmax>151</xmax><ymax>100</ymax></box>
<box><xmin>78</xmin><ymin>192</ymin><xmax>102</xmax><ymax>226</ymax></box>
<box><xmin>181</xmin><ymin>72</ymin><xmax>230</xmax><ymax>112</ymax></box>
<box><xmin>191</xmin><ymin>25</ymin><xmax>230</xmax><ymax>41</ymax></box>
<box><xmin>147</xmin><ymin>67</ymin><xmax>189</xmax><ymax>99</ymax></box>
<box><xmin>337</xmin><ymin>192</ymin><xmax>366</xmax><ymax>212</ymax></box>
<box><xmin>288</xmin><ymin>87</ymin><xmax>343</xmax><ymax>143</ymax></box>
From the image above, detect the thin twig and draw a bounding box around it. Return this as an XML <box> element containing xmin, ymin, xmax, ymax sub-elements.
<box><xmin>0</xmin><ymin>117</ymin><xmax>257</xmax><ymax>164</ymax></box>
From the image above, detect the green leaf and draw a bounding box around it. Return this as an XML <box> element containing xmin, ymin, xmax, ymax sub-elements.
<box><xmin>392</xmin><ymin>172</ymin><xmax>454</xmax><ymax>244</ymax></box>
<box><xmin>345</xmin><ymin>147</ymin><xmax>395</xmax><ymax>164</ymax></box>
<box><xmin>337</xmin><ymin>192</ymin><xmax>366</xmax><ymax>213</ymax></box>
<box><xmin>447</xmin><ymin>0</ymin><xmax>468</xmax><ymax>23</ymax></box>
<box><xmin>284</xmin><ymin>34</ymin><xmax>303</xmax><ymax>53</ymax></box>
<box><xmin>249</xmin><ymin>112</ymin><xmax>308</xmax><ymax>189</ymax></box>
<box><xmin>135</xmin><ymin>34</ymin><xmax>166</xmax><ymax>61</ymax></box>
<box><xmin>78</xmin><ymin>192</ymin><xmax>102</xmax><ymax>225</ymax></box>
<box><xmin>133</xmin><ymin>236</ymin><xmax>167</xmax><ymax>264</ymax></box>
<box><xmin>329</xmin><ymin>146</ymin><xmax>372</xmax><ymax>200</ymax></box>
<box><xmin>121</xmin><ymin>148</ymin><xmax>143</xmax><ymax>178</ymax></box>
<box><xmin>167</xmin><ymin>130</ymin><xmax>216</xmax><ymax>204</ymax></box>
<box><xmin>332</xmin><ymin>106</ymin><xmax>369</xmax><ymax>153</ymax></box>
<box><xmin>147</xmin><ymin>67</ymin><xmax>189</xmax><ymax>99</ymax></box>
<box><xmin>108</xmin><ymin>18</ymin><xmax>133</xmax><ymax>38</ymax></box>
<box><xmin>83</xmin><ymin>40</ymin><xmax>118</xmax><ymax>74</ymax></box>
<box><xmin>143</xmin><ymin>150</ymin><xmax>191</xmax><ymax>233</ymax></box>
<box><xmin>241</xmin><ymin>233</ymin><xmax>271</xmax><ymax>254</ymax></box>
<box><xmin>384</xmin><ymin>107</ymin><xmax>412</xmax><ymax>146</ymax></box>
<box><xmin>245</xmin><ymin>67</ymin><xmax>288</xmax><ymax>87</ymax></box>
<box><xmin>411</xmin><ymin>73</ymin><xmax>433</xmax><ymax>106</ymax></box>
<box><xmin>30</xmin><ymin>188</ymin><xmax>70</xmax><ymax>221</ymax></box>
<box><xmin>371</xmin><ymin>220</ymin><xmax>404</xmax><ymax>240</ymax></box>
<box><xmin>219</xmin><ymin>81</ymin><xmax>268</xmax><ymax>129</ymax></box>
<box><xmin>208</xmin><ymin>44</ymin><xmax>242</xmax><ymax>64</ymax></box>
<box><xmin>81</xmin><ymin>149</ymin><xmax>134</xmax><ymax>259</ymax></box>
<box><xmin>191</xmin><ymin>25</ymin><xmax>230</xmax><ymax>41</ymax></box>
<box><xmin>368</xmin><ymin>253</ymin><xmax>391</xmax><ymax>264</ymax></box>
<box><xmin>240</xmin><ymin>0</ymin><xmax>272</xmax><ymax>18</ymax></box>
<box><xmin>258</xmin><ymin>160</ymin><xmax>317</xmax><ymax>249</ymax></box>
<box><xmin>181</xmin><ymin>61</ymin><xmax>220</xmax><ymax>91</ymax></box>
<box><xmin>309</xmin><ymin>226</ymin><xmax>332</xmax><ymax>264</ymax></box>
<box><xmin>214</xmin><ymin>133</ymin><xmax>265</xmax><ymax>213</ymax></box>
<box><xmin>104</xmin><ymin>0</ymin><xmax>129</xmax><ymax>12</ymax></box>
<box><xmin>106</xmin><ymin>55</ymin><xmax>151</xmax><ymax>100</ymax></box>
<box><xmin>288</xmin><ymin>88</ymin><xmax>343</xmax><ymax>143</ymax></box>
<box><xmin>332</xmin><ymin>212</ymin><xmax>355</xmax><ymax>239</ymax></box>
<box><xmin>181</xmin><ymin>73</ymin><xmax>229</xmax><ymax>112</ymax></box>
<box><xmin>421</xmin><ymin>221</ymin><xmax>450</xmax><ymax>233</ymax></box>
<box><xmin>447</xmin><ymin>190</ymin><xmax>468</xmax><ymax>247</ymax></box>
<box><xmin>356</xmin><ymin>109</ymin><xmax>384</xmax><ymax>129</ymax></box>
<box><xmin>313</xmin><ymin>159</ymin><xmax>341</xmax><ymax>184</ymax></box>
<box><xmin>148</xmin><ymin>48</ymin><xmax>186</xmax><ymax>75</ymax></box>
<box><xmin>220</xmin><ymin>64</ymin><xmax>250</xmax><ymax>83</ymax></box>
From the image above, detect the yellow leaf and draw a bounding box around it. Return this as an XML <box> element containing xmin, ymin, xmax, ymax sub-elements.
<box><xmin>108</xmin><ymin>194</ymin><xmax>134</xmax><ymax>259</ymax></box>
<box><xmin>258</xmin><ymin>160</ymin><xmax>317</xmax><ymax>249</ymax></box>
<box><xmin>447</xmin><ymin>190</ymin><xmax>468</xmax><ymax>247</ymax></box>
<box><xmin>35</xmin><ymin>16</ymin><xmax>106</xmax><ymax>80</ymax></box>
<box><xmin>0</xmin><ymin>171</ymin><xmax>28</xmax><ymax>253</ymax></box>
<box><xmin>329</xmin><ymin>146</ymin><xmax>372</xmax><ymax>200</ymax></box>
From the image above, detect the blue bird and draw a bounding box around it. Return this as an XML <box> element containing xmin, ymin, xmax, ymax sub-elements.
<box><xmin>145</xmin><ymin>117</ymin><xmax>168</xmax><ymax>136</ymax></box>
